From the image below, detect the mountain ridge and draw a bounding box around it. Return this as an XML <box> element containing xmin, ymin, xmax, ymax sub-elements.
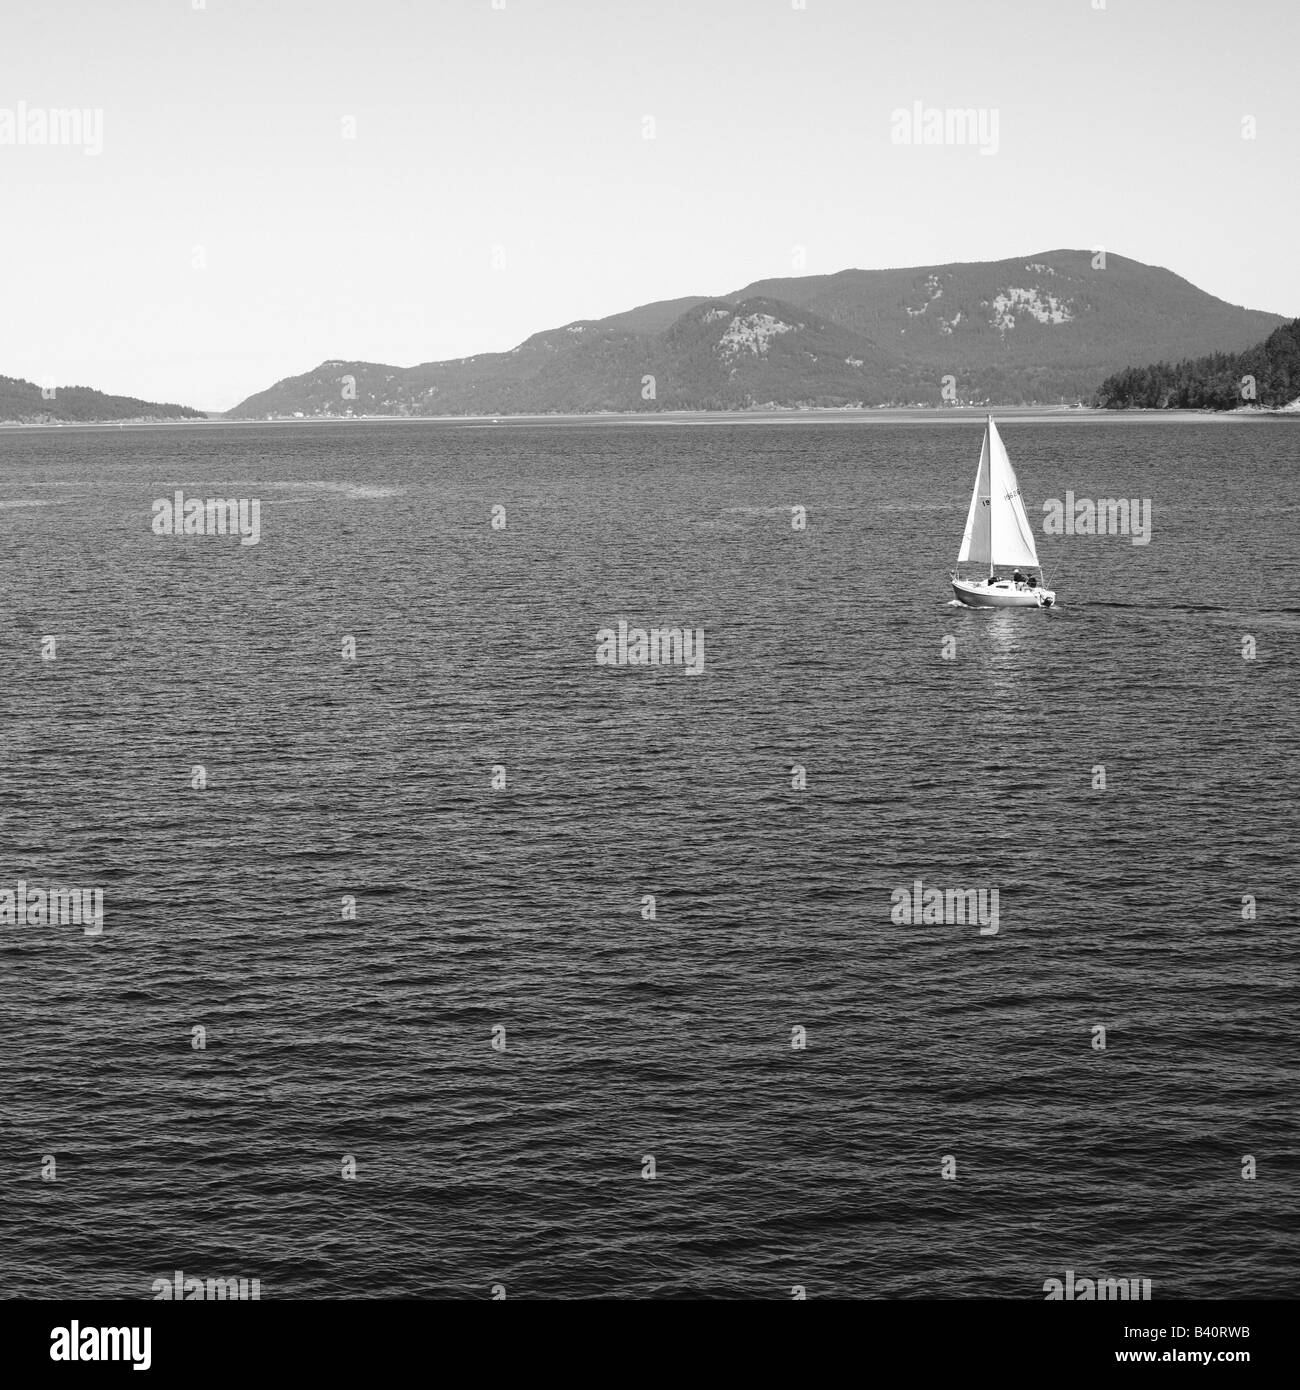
<box><xmin>0</xmin><ymin>374</ymin><xmax>206</xmax><ymax>424</ymax></box>
<box><xmin>224</xmin><ymin>249</ymin><xmax>1289</xmax><ymax>417</ymax></box>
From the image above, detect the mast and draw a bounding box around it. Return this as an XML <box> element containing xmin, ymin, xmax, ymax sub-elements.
<box><xmin>987</xmin><ymin>414</ymin><xmax>994</xmax><ymax>581</ymax></box>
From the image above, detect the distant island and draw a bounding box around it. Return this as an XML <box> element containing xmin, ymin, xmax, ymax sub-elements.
<box><xmin>0</xmin><ymin>374</ymin><xmax>206</xmax><ymax>424</ymax></box>
<box><xmin>228</xmin><ymin>249</ymin><xmax>1286</xmax><ymax>419</ymax></box>
<box><xmin>3</xmin><ymin>250</ymin><xmax>1293</xmax><ymax>423</ymax></box>
<box><xmin>1094</xmin><ymin>317</ymin><xmax>1300</xmax><ymax>410</ymax></box>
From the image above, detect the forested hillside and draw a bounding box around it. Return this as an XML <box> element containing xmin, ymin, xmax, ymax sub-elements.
<box><xmin>1093</xmin><ymin>319</ymin><xmax>1300</xmax><ymax>409</ymax></box>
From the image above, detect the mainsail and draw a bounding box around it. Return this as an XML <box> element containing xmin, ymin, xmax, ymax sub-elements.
<box><xmin>957</xmin><ymin>427</ymin><xmax>991</xmax><ymax>563</ymax></box>
<box><xmin>956</xmin><ymin>417</ymin><xmax>1040</xmax><ymax>570</ymax></box>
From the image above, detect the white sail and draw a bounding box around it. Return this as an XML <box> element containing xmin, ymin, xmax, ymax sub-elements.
<box><xmin>951</xmin><ymin>417</ymin><xmax>1058</xmax><ymax>607</ymax></box>
<box><xmin>986</xmin><ymin>418</ymin><xmax>1040</xmax><ymax>568</ymax></box>
<box><xmin>957</xmin><ymin>418</ymin><xmax>1040</xmax><ymax>570</ymax></box>
<box><xmin>956</xmin><ymin>428</ymin><xmax>991</xmax><ymax>564</ymax></box>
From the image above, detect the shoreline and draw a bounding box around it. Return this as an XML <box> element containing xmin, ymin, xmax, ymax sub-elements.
<box><xmin>2</xmin><ymin>404</ymin><xmax>1298</xmax><ymax>432</ymax></box>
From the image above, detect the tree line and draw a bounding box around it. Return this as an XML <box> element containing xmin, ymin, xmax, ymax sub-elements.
<box><xmin>1093</xmin><ymin>319</ymin><xmax>1300</xmax><ymax>409</ymax></box>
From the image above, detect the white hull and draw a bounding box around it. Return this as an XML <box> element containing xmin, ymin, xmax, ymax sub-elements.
<box><xmin>951</xmin><ymin>574</ymin><xmax>1055</xmax><ymax>608</ymax></box>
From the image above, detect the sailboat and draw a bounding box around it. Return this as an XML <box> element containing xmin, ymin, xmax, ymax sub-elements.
<box><xmin>950</xmin><ymin>415</ymin><xmax>1056</xmax><ymax>608</ymax></box>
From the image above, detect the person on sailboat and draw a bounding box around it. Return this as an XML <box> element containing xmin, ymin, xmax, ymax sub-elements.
<box><xmin>1012</xmin><ymin>568</ymin><xmax>1026</xmax><ymax>587</ymax></box>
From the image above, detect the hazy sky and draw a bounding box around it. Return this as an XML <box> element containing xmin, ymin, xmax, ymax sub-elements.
<box><xmin>2</xmin><ymin>0</ymin><xmax>1295</xmax><ymax>411</ymax></box>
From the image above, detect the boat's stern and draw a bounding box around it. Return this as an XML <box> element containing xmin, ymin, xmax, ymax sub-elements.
<box><xmin>952</xmin><ymin>572</ymin><xmax>1057</xmax><ymax>609</ymax></box>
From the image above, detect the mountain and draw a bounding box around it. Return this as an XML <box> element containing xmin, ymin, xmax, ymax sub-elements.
<box><xmin>227</xmin><ymin>250</ymin><xmax>1287</xmax><ymax>417</ymax></box>
<box><xmin>1093</xmin><ymin>317</ymin><xmax>1300</xmax><ymax>410</ymax></box>
<box><xmin>725</xmin><ymin>250</ymin><xmax>1284</xmax><ymax>404</ymax></box>
<box><xmin>0</xmin><ymin>374</ymin><xmax>206</xmax><ymax>423</ymax></box>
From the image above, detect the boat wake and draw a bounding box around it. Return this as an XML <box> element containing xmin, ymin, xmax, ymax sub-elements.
<box><xmin>256</xmin><ymin>481</ymin><xmax>403</xmax><ymax>501</ymax></box>
<box><xmin>1089</xmin><ymin>600</ymin><xmax>1300</xmax><ymax>628</ymax></box>
<box><xmin>1090</xmin><ymin>600</ymin><xmax>1283</xmax><ymax>616</ymax></box>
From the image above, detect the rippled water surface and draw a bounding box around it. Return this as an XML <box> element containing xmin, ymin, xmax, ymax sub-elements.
<box><xmin>1</xmin><ymin>416</ymin><xmax>1297</xmax><ymax>1298</ymax></box>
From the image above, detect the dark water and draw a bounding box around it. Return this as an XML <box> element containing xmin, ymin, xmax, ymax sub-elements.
<box><xmin>1</xmin><ymin>416</ymin><xmax>1297</xmax><ymax>1299</ymax></box>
